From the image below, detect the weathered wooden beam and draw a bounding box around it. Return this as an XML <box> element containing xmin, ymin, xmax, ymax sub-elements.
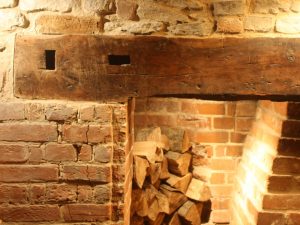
<box><xmin>14</xmin><ymin>35</ymin><xmax>300</xmax><ymax>101</ymax></box>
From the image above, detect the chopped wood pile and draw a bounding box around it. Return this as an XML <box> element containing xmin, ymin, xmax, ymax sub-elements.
<box><xmin>131</xmin><ymin>127</ymin><xmax>212</xmax><ymax>225</ymax></box>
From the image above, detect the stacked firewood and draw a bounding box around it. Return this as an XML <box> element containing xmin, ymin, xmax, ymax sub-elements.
<box><xmin>131</xmin><ymin>127</ymin><xmax>212</xmax><ymax>225</ymax></box>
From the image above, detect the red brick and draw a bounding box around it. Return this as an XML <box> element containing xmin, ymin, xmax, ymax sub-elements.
<box><xmin>226</xmin><ymin>102</ymin><xmax>236</xmax><ymax>116</ymax></box>
<box><xmin>112</xmin><ymin>184</ymin><xmax>124</xmax><ymax>202</ymax></box>
<box><xmin>287</xmin><ymin>102</ymin><xmax>300</xmax><ymax>119</ymax></box>
<box><xmin>278</xmin><ymin>138</ymin><xmax>300</xmax><ymax>157</ymax></box>
<box><xmin>210</xmin><ymin>173</ymin><xmax>226</xmax><ymax>184</ymax></box>
<box><xmin>80</xmin><ymin>105</ymin><xmax>95</xmax><ymax>121</ymax></box>
<box><xmin>0</xmin><ymin>102</ymin><xmax>24</xmax><ymax>120</ymax></box>
<box><xmin>226</xmin><ymin>145</ymin><xmax>243</xmax><ymax>157</ymax></box>
<box><xmin>182</xmin><ymin>101</ymin><xmax>225</xmax><ymax>115</ymax></box>
<box><xmin>0</xmin><ymin>165</ymin><xmax>58</xmax><ymax>182</ymax></box>
<box><xmin>210</xmin><ymin>209</ymin><xmax>230</xmax><ymax>223</ymax></box>
<box><xmin>61</xmin><ymin>204</ymin><xmax>111</xmax><ymax>222</ymax></box>
<box><xmin>29</xmin><ymin>184</ymin><xmax>46</xmax><ymax>203</ymax></box>
<box><xmin>235</xmin><ymin>118</ymin><xmax>254</xmax><ymax>132</ymax></box>
<box><xmin>0</xmin><ymin>185</ymin><xmax>28</xmax><ymax>203</ymax></box>
<box><xmin>0</xmin><ymin>205</ymin><xmax>60</xmax><ymax>222</ymax></box>
<box><xmin>95</xmin><ymin>105</ymin><xmax>112</xmax><ymax>123</ymax></box>
<box><xmin>146</xmin><ymin>114</ymin><xmax>178</xmax><ymax>127</ymax></box>
<box><xmin>272</xmin><ymin>157</ymin><xmax>300</xmax><ymax>175</ymax></box>
<box><xmin>177</xmin><ymin>114</ymin><xmax>211</xmax><ymax>129</ymax></box>
<box><xmin>63</xmin><ymin>124</ymin><xmax>88</xmax><ymax>142</ymax></box>
<box><xmin>214</xmin><ymin>117</ymin><xmax>235</xmax><ymax>129</ymax></box>
<box><xmin>113</xmin><ymin>145</ymin><xmax>125</xmax><ymax>163</ymax></box>
<box><xmin>0</xmin><ymin>123</ymin><xmax>57</xmax><ymax>142</ymax></box>
<box><xmin>189</xmin><ymin>131</ymin><xmax>229</xmax><ymax>143</ymax></box>
<box><xmin>236</xmin><ymin>101</ymin><xmax>257</xmax><ymax>117</ymax></box>
<box><xmin>0</xmin><ymin>144</ymin><xmax>28</xmax><ymax>163</ymax></box>
<box><xmin>146</xmin><ymin>98</ymin><xmax>181</xmax><ymax>112</ymax></box>
<box><xmin>45</xmin><ymin>143</ymin><xmax>76</xmax><ymax>162</ymax></box>
<box><xmin>210</xmin><ymin>185</ymin><xmax>233</xmax><ymax>197</ymax></box>
<box><xmin>268</xmin><ymin>175</ymin><xmax>300</xmax><ymax>193</ymax></box>
<box><xmin>214</xmin><ymin>146</ymin><xmax>226</xmax><ymax>157</ymax></box>
<box><xmin>263</xmin><ymin>194</ymin><xmax>300</xmax><ymax>210</ymax></box>
<box><xmin>46</xmin><ymin>184</ymin><xmax>77</xmax><ymax>203</ymax></box>
<box><xmin>28</xmin><ymin>145</ymin><xmax>43</xmax><ymax>163</ymax></box>
<box><xmin>113</xmin><ymin>164</ymin><xmax>125</xmax><ymax>183</ymax></box>
<box><xmin>25</xmin><ymin>103</ymin><xmax>44</xmax><ymax>121</ymax></box>
<box><xmin>87</xmin><ymin>125</ymin><xmax>112</xmax><ymax>143</ymax></box>
<box><xmin>210</xmin><ymin>159</ymin><xmax>237</xmax><ymax>171</ymax></box>
<box><xmin>78</xmin><ymin>185</ymin><xmax>93</xmax><ymax>202</ymax></box>
<box><xmin>78</xmin><ymin>144</ymin><xmax>92</xmax><ymax>161</ymax></box>
<box><xmin>45</xmin><ymin>104</ymin><xmax>77</xmax><ymax>121</ymax></box>
<box><xmin>94</xmin><ymin>185</ymin><xmax>111</xmax><ymax>203</ymax></box>
<box><xmin>282</xmin><ymin>120</ymin><xmax>300</xmax><ymax>138</ymax></box>
<box><xmin>62</xmin><ymin>165</ymin><xmax>111</xmax><ymax>183</ymax></box>
<box><xmin>94</xmin><ymin>144</ymin><xmax>112</xmax><ymax>163</ymax></box>
<box><xmin>211</xmin><ymin>197</ymin><xmax>230</xmax><ymax>210</ymax></box>
<box><xmin>273</xmin><ymin>101</ymin><xmax>288</xmax><ymax>117</ymax></box>
<box><xmin>230</xmin><ymin>132</ymin><xmax>246</xmax><ymax>143</ymax></box>
<box><xmin>257</xmin><ymin>212</ymin><xmax>286</xmax><ymax>225</ymax></box>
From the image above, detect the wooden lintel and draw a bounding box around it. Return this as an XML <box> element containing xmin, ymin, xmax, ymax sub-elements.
<box><xmin>14</xmin><ymin>35</ymin><xmax>300</xmax><ymax>101</ymax></box>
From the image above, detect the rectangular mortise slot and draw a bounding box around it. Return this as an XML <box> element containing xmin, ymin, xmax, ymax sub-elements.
<box><xmin>108</xmin><ymin>55</ymin><xmax>131</xmax><ymax>65</ymax></box>
<box><xmin>45</xmin><ymin>50</ymin><xmax>56</xmax><ymax>70</ymax></box>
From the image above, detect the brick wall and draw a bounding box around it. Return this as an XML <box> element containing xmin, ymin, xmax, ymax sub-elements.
<box><xmin>0</xmin><ymin>100</ymin><xmax>128</xmax><ymax>224</ymax></box>
<box><xmin>231</xmin><ymin>101</ymin><xmax>300</xmax><ymax>225</ymax></box>
<box><xmin>135</xmin><ymin>97</ymin><xmax>257</xmax><ymax>224</ymax></box>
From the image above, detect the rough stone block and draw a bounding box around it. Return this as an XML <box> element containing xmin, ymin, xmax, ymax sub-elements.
<box><xmin>104</xmin><ymin>20</ymin><xmax>165</xmax><ymax>35</ymax></box>
<box><xmin>276</xmin><ymin>16</ymin><xmax>300</xmax><ymax>34</ymax></box>
<box><xmin>254</xmin><ymin>0</ymin><xmax>292</xmax><ymax>14</ymax></box>
<box><xmin>94</xmin><ymin>145</ymin><xmax>112</xmax><ymax>163</ymax></box>
<box><xmin>217</xmin><ymin>16</ymin><xmax>243</xmax><ymax>33</ymax></box>
<box><xmin>0</xmin><ymin>0</ymin><xmax>17</xmax><ymax>8</ymax></box>
<box><xmin>244</xmin><ymin>15</ymin><xmax>274</xmax><ymax>32</ymax></box>
<box><xmin>0</xmin><ymin>11</ymin><xmax>26</xmax><ymax>31</ymax></box>
<box><xmin>214</xmin><ymin>0</ymin><xmax>245</xmax><ymax>16</ymax></box>
<box><xmin>137</xmin><ymin>1</ymin><xmax>189</xmax><ymax>24</ymax></box>
<box><xmin>20</xmin><ymin>0</ymin><xmax>73</xmax><ymax>12</ymax></box>
<box><xmin>36</xmin><ymin>14</ymin><xmax>103</xmax><ymax>34</ymax></box>
<box><xmin>168</xmin><ymin>20</ymin><xmax>213</xmax><ymax>36</ymax></box>
<box><xmin>83</xmin><ymin>0</ymin><xmax>115</xmax><ymax>15</ymax></box>
<box><xmin>158</xmin><ymin>0</ymin><xmax>205</xmax><ymax>9</ymax></box>
<box><xmin>116</xmin><ymin>0</ymin><xmax>138</xmax><ymax>20</ymax></box>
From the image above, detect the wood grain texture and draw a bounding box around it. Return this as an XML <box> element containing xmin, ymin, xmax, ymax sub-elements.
<box><xmin>14</xmin><ymin>35</ymin><xmax>300</xmax><ymax>101</ymax></box>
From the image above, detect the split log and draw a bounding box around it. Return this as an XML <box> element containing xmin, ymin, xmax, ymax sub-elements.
<box><xmin>136</xmin><ymin>127</ymin><xmax>170</xmax><ymax>150</ymax></box>
<box><xmin>191</xmin><ymin>144</ymin><xmax>212</xmax><ymax>166</ymax></box>
<box><xmin>160</xmin><ymin>157</ymin><xmax>170</xmax><ymax>179</ymax></box>
<box><xmin>134</xmin><ymin>156</ymin><xmax>149</xmax><ymax>188</ymax></box>
<box><xmin>148</xmin><ymin>198</ymin><xmax>160</xmax><ymax>221</ymax></box>
<box><xmin>150</xmin><ymin>163</ymin><xmax>162</xmax><ymax>184</ymax></box>
<box><xmin>133</xmin><ymin>141</ymin><xmax>162</xmax><ymax>163</ymax></box>
<box><xmin>165</xmin><ymin>151</ymin><xmax>191</xmax><ymax>176</ymax></box>
<box><xmin>160</xmin><ymin>184</ymin><xmax>188</xmax><ymax>214</ymax></box>
<box><xmin>132</xmin><ymin>189</ymin><xmax>148</xmax><ymax>217</ymax></box>
<box><xmin>157</xmin><ymin>191</ymin><xmax>169</xmax><ymax>214</ymax></box>
<box><xmin>185</xmin><ymin>178</ymin><xmax>211</xmax><ymax>202</ymax></box>
<box><xmin>161</xmin><ymin>127</ymin><xmax>191</xmax><ymax>153</ymax></box>
<box><xmin>166</xmin><ymin>173</ymin><xmax>192</xmax><ymax>194</ymax></box>
<box><xmin>148</xmin><ymin>213</ymin><xmax>165</xmax><ymax>225</ymax></box>
<box><xmin>168</xmin><ymin>212</ymin><xmax>182</xmax><ymax>225</ymax></box>
<box><xmin>131</xmin><ymin>215</ymin><xmax>145</xmax><ymax>225</ymax></box>
<box><xmin>192</xmin><ymin>166</ymin><xmax>211</xmax><ymax>182</ymax></box>
<box><xmin>178</xmin><ymin>201</ymin><xmax>203</xmax><ymax>225</ymax></box>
